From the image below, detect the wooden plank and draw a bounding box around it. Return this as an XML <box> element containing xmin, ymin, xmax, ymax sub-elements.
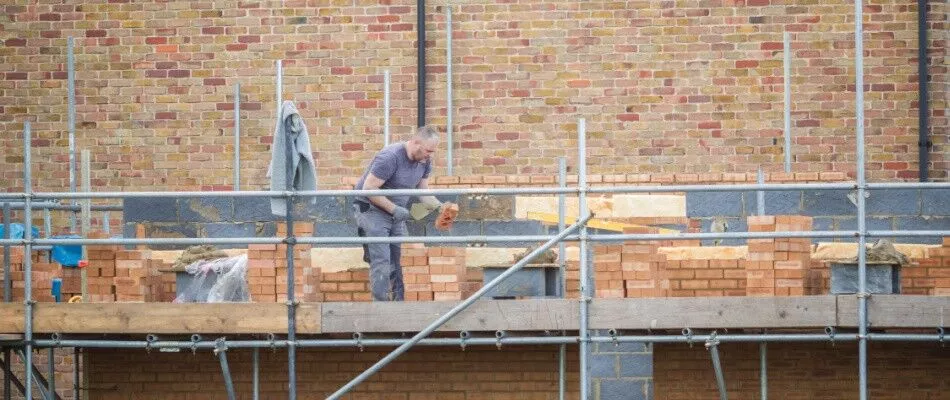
<box><xmin>321</xmin><ymin>299</ymin><xmax>578</xmax><ymax>333</ymax></box>
<box><xmin>526</xmin><ymin>212</ymin><xmax>680</xmax><ymax>234</ymax></box>
<box><xmin>0</xmin><ymin>303</ymin><xmax>320</xmax><ymax>334</ymax></box>
<box><xmin>837</xmin><ymin>295</ymin><xmax>950</xmax><ymax>328</ymax></box>
<box><xmin>590</xmin><ymin>296</ymin><xmax>838</xmax><ymax>330</ymax></box>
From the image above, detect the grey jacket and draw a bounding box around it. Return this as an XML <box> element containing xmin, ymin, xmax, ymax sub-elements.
<box><xmin>267</xmin><ymin>100</ymin><xmax>317</xmax><ymax>216</ymax></box>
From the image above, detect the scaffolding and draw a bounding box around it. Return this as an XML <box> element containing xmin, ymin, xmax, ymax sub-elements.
<box><xmin>1</xmin><ymin>1</ymin><xmax>949</xmax><ymax>399</ymax></box>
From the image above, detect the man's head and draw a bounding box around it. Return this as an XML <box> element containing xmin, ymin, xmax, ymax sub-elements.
<box><xmin>406</xmin><ymin>125</ymin><xmax>439</xmax><ymax>162</ymax></box>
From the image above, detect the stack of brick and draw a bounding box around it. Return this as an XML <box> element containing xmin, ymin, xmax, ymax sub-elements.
<box><xmin>594</xmin><ymin>245</ymin><xmax>624</xmax><ymax>298</ymax></box>
<box><xmin>247</xmin><ymin>243</ymin><xmax>278</xmax><ymax>302</ymax></box>
<box><xmin>666</xmin><ymin>258</ymin><xmax>745</xmax><ymax>297</ymax></box>
<box><xmin>902</xmin><ymin>237</ymin><xmax>950</xmax><ymax>295</ymax></box>
<box><xmin>319</xmin><ymin>269</ymin><xmax>371</xmax><ymax>302</ymax></box>
<box><xmin>276</xmin><ymin>222</ymin><xmax>314</xmax><ymax>302</ymax></box>
<box><xmin>85</xmin><ymin>232</ymin><xmax>118</xmax><ymax>302</ymax></box>
<box><xmin>114</xmin><ymin>249</ymin><xmax>158</xmax><ymax>302</ymax></box>
<box><xmin>621</xmin><ymin>226</ymin><xmax>671</xmax><ymax>299</ymax></box>
<box><xmin>3</xmin><ymin>247</ymin><xmax>59</xmax><ymax>302</ymax></box>
<box><xmin>401</xmin><ymin>243</ymin><xmax>433</xmax><ymax>301</ymax></box>
<box><xmin>460</xmin><ymin>266</ymin><xmax>483</xmax><ymax>299</ymax></box>
<box><xmin>428</xmin><ymin>247</ymin><xmax>466</xmax><ymax>301</ymax></box>
<box><xmin>745</xmin><ymin>216</ymin><xmax>813</xmax><ymax>296</ymax></box>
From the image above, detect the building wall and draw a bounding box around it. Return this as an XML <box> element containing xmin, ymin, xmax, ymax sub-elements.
<box><xmin>76</xmin><ymin>342</ymin><xmax>950</xmax><ymax>399</ymax></box>
<box><xmin>0</xmin><ymin>0</ymin><xmax>946</xmax><ymax>197</ymax></box>
<box><xmin>654</xmin><ymin>342</ymin><xmax>950</xmax><ymax>399</ymax></box>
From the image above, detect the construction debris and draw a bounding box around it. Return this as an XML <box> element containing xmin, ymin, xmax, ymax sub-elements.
<box><xmin>846</xmin><ymin>239</ymin><xmax>909</xmax><ymax>265</ymax></box>
<box><xmin>172</xmin><ymin>245</ymin><xmax>229</xmax><ymax>271</ymax></box>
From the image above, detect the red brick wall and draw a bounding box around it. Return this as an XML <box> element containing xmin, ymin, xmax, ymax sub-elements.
<box><xmin>0</xmin><ymin>1</ymin><xmax>945</xmax><ymax>199</ymax></box>
<box><xmin>83</xmin><ymin>346</ymin><xmax>581</xmax><ymax>400</ymax></box>
<box><xmin>655</xmin><ymin>342</ymin><xmax>950</xmax><ymax>399</ymax></box>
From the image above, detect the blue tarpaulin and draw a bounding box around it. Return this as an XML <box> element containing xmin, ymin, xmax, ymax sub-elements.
<box><xmin>0</xmin><ymin>223</ymin><xmax>39</xmax><ymax>239</ymax></box>
<box><xmin>51</xmin><ymin>235</ymin><xmax>83</xmax><ymax>268</ymax></box>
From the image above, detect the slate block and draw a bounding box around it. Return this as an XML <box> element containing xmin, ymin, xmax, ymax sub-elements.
<box><xmin>743</xmin><ymin>190</ymin><xmax>802</xmax><ymax>215</ymax></box>
<box><xmin>457</xmin><ymin>195</ymin><xmax>515</xmax><ymax>221</ymax></box>
<box><xmin>308</xmin><ymin>196</ymin><xmax>347</xmax><ymax>222</ymax></box>
<box><xmin>484</xmin><ymin>221</ymin><xmax>544</xmax><ymax>247</ymax></box>
<box><xmin>233</xmin><ymin>197</ymin><xmax>277</xmax><ymax>222</ymax></box>
<box><xmin>866</xmin><ymin>189</ymin><xmax>919</xmax><ymax>216</ymax></box>
<box><xmin>894</xmin><ymin>217</ymin><xmax>950</xmax><ymax>244</ymax></box>
<box><xmin>144</xmin><ymin>223</ymin><xmax>199</xmax><ymax>250</ymax></box>
<box><xmin>589</xmin><ymin>354</ymin><xmax>617</xmax><ymax>378</ymax></box>
<box><xmin>123</xmin><ymin>197</ymin><xmax>178</xmax><ymax>223</ymax></box>
<box><xmin>314</xmin><ymin>222</ymin><xmax>359</xmax><ymax>247</ymax></box>
<box><xmin>179</xmin><ymin>197</ymin><xmax>233</xmax><ymax>223</ymax></box>
<box><xmin>836</xmin><ymin>217</ymin><xmax>894</xmax><ymax>243</ymax></box>
<box><xmin>686</xmin><ymin>192</ymin><xmax>743</xmax><ymax>218</ymax></box>
<box><xmin>203</xmin><ymin>223</ymin><xmax>256</xmax><ymax>249</ymax></box>
<box><xmin>802</xmin><ymin>190</ymin><xmax>855</xmax><ymax>216</ymax></box>
<box><xmin>922</xmin><ymin>189</ymin><xmax>950</xmax><ymax>216</ymax></box>
<box><xmin>699</xmin><ymin>217</ymin><xmax>747</xmax><ymax>246</ymax></box>
<box><xmin>619</xmin><ymin>354</ymin><xmax>653</xmax><ymax>377</ymax></box>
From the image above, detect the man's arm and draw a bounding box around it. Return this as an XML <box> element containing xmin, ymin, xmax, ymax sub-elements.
<box><xmin>362</xmin><ymin>173</ymin><xmax>399</xmax><ymax>214</ymax></box>
<box><xmin>417</xmin><ymin>178</ymin><xmax>442</xmax><ymax>209</ymax></box>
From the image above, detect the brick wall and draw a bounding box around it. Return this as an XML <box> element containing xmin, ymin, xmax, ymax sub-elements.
<box><xmin>0</xmin><ymin>1</ymin><xmax>946</xmax><ymax>200</ymax></box>
<box><xmin>82</xmin><ymin>346</ymin><xmax>581</xmax><ymax>400</ymax></box>
<box><xmin>655</xmin><ymin>342</ymin><xmax>950</xmax><ymax>399</ymax></box>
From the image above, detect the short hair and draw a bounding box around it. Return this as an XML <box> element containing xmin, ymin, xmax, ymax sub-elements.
<box><xmin>413</xmin><ymin>125</ymin><xmax>440</xmax><ymax>142</ymax></box>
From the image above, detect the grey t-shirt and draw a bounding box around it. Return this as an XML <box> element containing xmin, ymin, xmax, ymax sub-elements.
<box><xmin>355</xmin><ymin>142</ymin><xmax>432</xmax><ymax>208</ymax></box>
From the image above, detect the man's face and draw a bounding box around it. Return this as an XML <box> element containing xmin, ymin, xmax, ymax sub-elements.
<box><xmin>411</xmin><ymin>138</ymin><xmax>438</xmax><ymax>162</ymax></box>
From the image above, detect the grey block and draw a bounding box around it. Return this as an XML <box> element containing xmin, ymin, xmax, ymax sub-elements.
<box><xmin>203</xmin><ymin>223</ymin><xmax>256</xmax><ymax>249</ymax></box>
<box><xmin>762</xmin><ymin>190</ymin><xmax>802</xmax><ymax>215</ymax></box>
<box><xmin>831</xmin><ymin>263</ymin><xmax>901</xmax><ymax>294</ymax></box>
<box><xmin>233</xmin><ymin>197</ymin><xmax>277</xmax><ymax>222</ymax></box>
<box><xmin>600</xmin><ymin>379</ymin><xmax>647</xmax><ymax>400</ymax></box>
<box><xmin>407</xmin><ymin>221</ymin><xmax>426</xmax><ymax>237</ymax></box>
<box><xmin>426</xmin><ymin>221</ymin><xmax>482</xmax><ymax>238</ymax></box>
<box><xmin>894</xmin><ymin>217</ymin><xmax>950</xmax><ymax>244</ymax></box>
<box><xmin>836</xmin><ymin>217</ymin><xmax>894</xmax><ymax>243</ymax></box>
<box><xmin>179</xmin><ymin>197</ymin><xmax>233</xmax><ymax>223</ymax></box>
<box><xmin>699</xmin><ymin>218</ymin><xmax>748</xmax><ymax>246</ymax></box>
<box><xmin>308</xmin><ymin>196</ymin><xmax>347</xmax><ymax>222</ymax></box>
<box><xmin>258</xmin><ymin>222</ymin><xmax>277</xmax><ymax>238</ymax></box>
<box><xmin>686</xmin><ymin>192</ymin><xmax>743</xmax><ymax>217</ymax></box>
<box><xmin>484</xmin><ymin>221</ymin><xmax>544</xmax><ymax>247</ymax></box>
<box><xmin>922</xmin><ymin>189</ymin><xmax>950</xmax><ymax>216</ymax></box>
<box><xmin>619</xmin><ymin>354</ymin><xmax>653</xmax><ymax>378</ymax></box>
<box><xmin>144</xmin><ymin>223</ymin><xmax>199</xmax><ymax>250</ymax></box>
<box><xmin>597</xmin><ymin>341</ymin><xmax>648</xmax><ymax>354</ymax></box>
<box><xmin>802</xmin><ymin>190</ymin><xmax>854</xmax><ymax>216</ymax></box>
<box><xmin>457</xmin><ymin>195</ymin><xmax>515</xmax><ymax>221</ymax></box>
<box><xmin>867</xmin><ymin>189</ymin><xmax>919</xmax><ymax>216</ymax></box>
<box><xmin>123</xmin><ymin>197</ymin><xmax>178</xmax><ymax>223</ymax></box>
<box><xmin>314</xmin><ymin>222</ymin><xmax>359</xmax><ymax>247</ymax></box>
<box><xmin>589</xmin><ymin>354</ymin><xmax>617</xmax><ymax>378</ymax></box>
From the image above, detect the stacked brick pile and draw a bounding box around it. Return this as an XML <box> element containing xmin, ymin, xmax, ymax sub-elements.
<box><xmin>427</xmin><ymin>247</ymin><xmax>466</xmax><ymax>301</ymax></box>
<box><xmin>667</xmin><ymin>258</ymin><xmax>745</xmax><ymax>297</ymax></box>
<box><xmin>318</xmin><ymin>269</ymin><xmax>371</xmax><ymax>302</ymax></box>
<box><xmin>401</xmin><ymin>243</ymin><xmax>433</xmax><ymax>301</ymax></box>
<box><xmin>745</xmin><ymin>216</ymin><xmax>813</xmax><ymax>296</ymax></box>
<box><xmin>901</xmin><ymin>237</ymin><xmax>950</xmax><ymax>295</ymax></box>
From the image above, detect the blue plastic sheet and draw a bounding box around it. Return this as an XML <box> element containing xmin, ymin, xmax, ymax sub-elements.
<box><xmin>0</xmin><ymin>223</ymin><xmax>39</xmax><ymax>239</ymax></box>
<box><xmin>51</xmin><ymin>235</ymin><xmax>83</xmax><ymax>268</ymax></box>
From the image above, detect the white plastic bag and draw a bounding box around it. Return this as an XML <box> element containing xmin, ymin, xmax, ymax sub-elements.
<box><xmin>174</xmin><ymin>254</ymin><xmax>250</xmax><ymax>303</ymax></box>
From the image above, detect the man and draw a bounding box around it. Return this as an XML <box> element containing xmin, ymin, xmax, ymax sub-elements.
<box><xmin>353</xmin><ymin>125</ymin><xmax>447</xmax><ymax>301</ymax></box>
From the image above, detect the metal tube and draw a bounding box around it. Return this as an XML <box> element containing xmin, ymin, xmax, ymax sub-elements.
<box><xmin>32</xmin><ymin>332</ymin><xmax>871</xmax><ymax>349</ymax></box>
<box><xmin>67</xmin><ymin>36</ymin><xmax>76</xmax><ymax>233</ymax></box>
<box><xmin>558</xmin><ymin>156</ymin><xmax>567</xmax><ymax>400</ymax></box>
<box><xmin>578</xmin><ymin>118</ymin><xmax>591</xmax><ymax>400</ymax></box>
<box><xmin>866</xmin><ymin>182</ymin><xmax>950</xmax><ymax>189</ymax></box>
<box><xmin>216</xmin><ymin>340</ymin><xmax>237</xmax><ymax>400</ymax></box>
<box><xmin>855</xmin><ymin>1</ymin><xmax>868</xmax><ymax>399</ymax></box>
<box><xmin>32</xmin><ymin>182</ymin><xmax>866</xmax><ymax>200</ymax></box>
<box><xmin>706</xmin><ymin>338</ymin><xmax>728</xmax><ymax>400</ymax></box>
<box><xmin>43</xmin><ymin>210</ymin><xmax>51</xmax><ymax>239</ymax></box>
<box><xmin>384</xmin><ymin>70</ymin><xmax>390</xmax><ymax>146</ymax></box>
<box><xmin>867</xmin><ymin>230</ymin><xmax>950</xmax><ymax>238</ymax></box>
<box><xmin>234</xmin><ymin>82</ymin><xmax>241</xmax><ymax>190</ymax></box>
<box><xmin>760</xmin><ymin>342</ymin><xmax>767</xmax><ymax>400</ymax></box>
<box><xmin>73</xmin><ymin>348</ymin><xmax>79</xmax><ymax>400</ymax></box>
<box><xmin>81</xmin><ymin>150</ymin><xmax>91</xmax><ymax>302</ymax></box>
<box><xmin>2</xmin><ymin>201</ymin><xmax>8</xmax><ymax>400</ymax></box>
<box><xmin>757</xmin><ymin>168</ymin><xmax>765</xmax><ymax>216</ymax></box>
<box><xmin>103</xmin><ymin>211</ymin><xmax>110</xmax><ymax>235</ymax></box>
<box><xmin>325</xmin><ymin>214</ymin><xmax>593</xmax><ymax>400</ymax></box>
<box><xmin>283</xmin><ymin>104</ymin><xmax>297</xmax><ymax>400</ymax></box>
<box><xmin>416</xmin><ymin>0</ymin><xmax>425</xmax><ymax>128</ymax></box>
<box><xmin>557</xmin><ymin>157</ymin><xmax>568</xmax><ymax>400</ymax></box>
<box><xmin>276</xmin><ymin>60</ymin><xmax>282</xmax><ymax>110</ymax></box>
<box><xmin>253</xmin><ymin>348</ymin><xmax>259</xmax><ymax>400</ymax></box>
<box><xmin>6</xmin><ymin>229</ymin><xmax>865</xmax><ymax>248</ymax></box>
<box><xmin>0</xmin><ymin>202</ymin><xmax>121</xmax><ymax>212</ymax></box>
<box><xmin>918</xmin><ymin>0</ymin><xmax>930</xmax><ymax>182</ymax></box>
<box><xmin>48</xmin><ymin>348</ymin><xmax>55</xmax><ymax>399</ymax></box>
<box><xmin>23</xmin><ymin>121</ymin><xmax>34</xmax><ymax>400</ymax></box>
<box><xmin>783</xmin><ymin>31</ymin><xmax>792</xmax><ymax>173</ymax></box>
<box><xmin>3</xmin><ymin>203</ymin><xmax>10</xmax><ymax>304</ymax></box>
<box><xmin>446</xmin><ymin>6</ymin><xmax>453</xmax><ymax>175</ymax></box>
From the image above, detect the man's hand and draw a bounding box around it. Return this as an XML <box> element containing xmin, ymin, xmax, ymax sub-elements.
<box><xmin>392</xmin><ymin>206</ymin><xmax>411</xmax><ymax>222</ymax></box>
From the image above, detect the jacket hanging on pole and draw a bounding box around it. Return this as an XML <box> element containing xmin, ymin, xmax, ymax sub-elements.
<box><xmin>267</xmin><ymin>100</ymin><xmax>317</xmax><ymax>216</ymax></box>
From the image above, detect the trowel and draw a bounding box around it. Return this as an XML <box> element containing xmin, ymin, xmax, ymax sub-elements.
<box><xmin>409</xmin><ymin>202</ymin><xmax>439</xmax><ymax>221</ymax></box>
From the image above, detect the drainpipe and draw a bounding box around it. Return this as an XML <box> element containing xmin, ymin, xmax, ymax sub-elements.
<box><xmin>917</xmin><ymin>0</ymin><xmax>930</xmax><ymax>182</ymax></box>
<box><xmin>417</xmin><ymin>0</ymin><xmax>426</xmax><ymax>127</ymax></box>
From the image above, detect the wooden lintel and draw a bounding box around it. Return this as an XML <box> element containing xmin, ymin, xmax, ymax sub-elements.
<box><xmin>837</xmin><ymin>295</ymin><xmax>950</xmax><ymax>328</ymax></box>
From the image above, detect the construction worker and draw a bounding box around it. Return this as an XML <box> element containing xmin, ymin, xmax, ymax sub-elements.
<box><xmin>353</xmin><ymin>125</ymin><xmax>446</xmax><ymax>301</ymax></box>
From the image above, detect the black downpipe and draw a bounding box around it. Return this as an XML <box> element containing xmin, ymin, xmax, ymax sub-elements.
<box><xmin>417</xmin><ymin>0</ymin><xmax>426</xmax><ymax>127</ymax></box>
<box><xmin>918</xmin><ymin>0</ymin><xmax>930</xmax><ymax>182</ymax></box>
